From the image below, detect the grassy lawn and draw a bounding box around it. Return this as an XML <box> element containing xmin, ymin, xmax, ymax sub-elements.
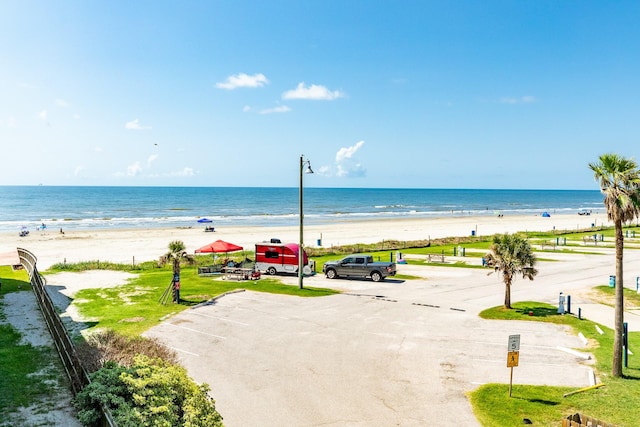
<box><xmin>71</xmin><ymin>267</ymin><xmax>340</xmax><ymax>336</ymax></box>
<box><xmin>0</xmin><ymin>267</ymin><xmax>65</xmax><ymax>419</ymax></box>
<box><xmin>472</xmin><ymin>301</ymin><xmax>640</xmax><ymax>426</ymax></box>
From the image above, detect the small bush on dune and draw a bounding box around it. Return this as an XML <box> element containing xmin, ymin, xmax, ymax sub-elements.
<box><xmin>74</xmin><ymin>355</ymin><xmax>223</xmax><ymax>427</ymax></box>
<box><xmin>76</xmin><ymin>329</ymin><xmax>178</xmax><ymax>373</ymax></box>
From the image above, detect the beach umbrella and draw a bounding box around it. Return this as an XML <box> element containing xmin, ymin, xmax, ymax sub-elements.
<box><xmin>195</xmin><ymin>240</ymin><xmax>243</xmax><ymax>254</ymax></box>
<box><xmin>197</xmin><ymin>218</ymin><xmax>213</xmax><ymax>223</ymax></box>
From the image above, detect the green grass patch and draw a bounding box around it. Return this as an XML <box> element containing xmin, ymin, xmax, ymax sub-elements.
<box><xmin>469</xmin><ymin>384</ymin><xmax>572</xmax><ymax>427</ymax></box>
<box><xmin>592</xmin><ymin>285</ymin><xmax>640</xmax><ymax>308</ymax></box>
<box><xmin>73</xmin><ymin>267</ymin><xmax>339</xmax><ymax>336</ymax></box>
<box><xmin>0</xmin><ymin>324</ymin><xmax>53</xmax><ymax>417</ymax></box>
<box><xmin>0</xmin><ymin>266</ymin><xmax>30</xmax><ymax>293</ymax></box>
<box><xmin>472</xmin><ymin>301</ymin><xmax>640</xmax><ymax>426</ymax></box>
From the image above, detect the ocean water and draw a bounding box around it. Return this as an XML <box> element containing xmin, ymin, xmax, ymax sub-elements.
<box><xmin>0</xmin><ymin>186</ymin><xmax>604</xmax><ymax>233</ymax></box>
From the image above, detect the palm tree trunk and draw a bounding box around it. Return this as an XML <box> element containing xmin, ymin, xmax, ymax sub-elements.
<box><xmin>612</xmin><ymin>219</ymin><xmax>624</xmax><ymax>377</ymax></box>
<box><xmin>504</xmin><ymin>281</ymin><xmax>512</xmax><ymax>309</ymax></box>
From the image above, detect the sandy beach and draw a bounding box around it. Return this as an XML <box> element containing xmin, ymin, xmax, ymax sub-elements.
<box><xmin>1</xmin><ymin>212</ymin><xmax>611</xmax><ymax>270</ymax></box>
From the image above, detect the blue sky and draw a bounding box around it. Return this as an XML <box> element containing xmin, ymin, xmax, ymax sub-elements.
<box><xmin>1</xmin><ymin>1</ymin><xmax>639</xmax><ymax>189</ymax></box>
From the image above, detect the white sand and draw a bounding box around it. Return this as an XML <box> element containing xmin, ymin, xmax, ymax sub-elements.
<box><xmin>0</xmin><ymin>212</ymin><xmax>610</xmax><ymax>270</ymax></box>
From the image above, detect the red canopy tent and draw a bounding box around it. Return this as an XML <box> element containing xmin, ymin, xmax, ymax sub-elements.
<box><xmin>194</xmin><ymin>240</ymin><xmax>243</xmax><ymax>254</ymax></box>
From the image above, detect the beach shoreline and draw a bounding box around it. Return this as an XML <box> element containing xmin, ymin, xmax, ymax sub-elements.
<box><xmin>0</xmin><ymin>212</ymin><xmax>611</xmax><ymax>270</ymax></box>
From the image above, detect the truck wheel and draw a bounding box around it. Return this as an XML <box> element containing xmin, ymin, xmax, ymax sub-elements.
<box><xmin>326</xmin><ymin>269</ymin><xmax>337</xmax><ymax>279</ymax></box>
<box><xmin>267</xmin><ymin>267</ymin><xmax>277</xmax><ymax>275</ymax></box>
<box><xmin>371</xmin><ymin>271</ymin><xmax>382</xmax><ymax>282</ymax></box>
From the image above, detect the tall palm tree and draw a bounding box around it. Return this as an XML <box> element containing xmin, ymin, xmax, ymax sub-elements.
<box><xmin>589</xmin><ymin>153</ymin><xmax>640</xmax><ymax>377</ymax></box>
<box><xmin>484</xmin><ymin>233</ymin><xmax>537</xmax><ymax>309</ymax></box>
<box><xmin>163</xmin><ymin>240</ymin><xmax>193</xmax><ymax>276</ymax></box>
<box><xmin>160</xmin><ymin>240</ymin><xmax>194</xmax><ymax>302</ymax></box>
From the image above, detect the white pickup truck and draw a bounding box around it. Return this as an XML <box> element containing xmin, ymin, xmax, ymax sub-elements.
<box><xmin>322</xmin><ymin>254</ymin><xmax>397</xmax><ymax>282</ymax></box>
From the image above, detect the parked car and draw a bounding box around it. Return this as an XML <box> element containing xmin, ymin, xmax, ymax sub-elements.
<box><xmin>322</xmin><ymin>254</ymin><xmax>396</xmax><ymax>282</ymax></box>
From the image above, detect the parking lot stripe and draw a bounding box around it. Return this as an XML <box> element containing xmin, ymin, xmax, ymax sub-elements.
<box><xmin>167</xmin><ymin>323</ymin><xmax>227</xmax><ymax>340</ymax></box>
<box><xmin>186</xmin><ymin>311</ymin><xmax>250</xmax><ymax>326</ymax></box>
<box><xmin>170</xmin><ymin>346</ymin><xmax>200</xmax><ymax>357</ymax></box>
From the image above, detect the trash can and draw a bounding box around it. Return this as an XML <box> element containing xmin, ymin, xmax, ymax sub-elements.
<box><xmin>317</xmin><ymin>239</ymin><xmax>322</xmax><ymax>246</ymax></box>
<box><xmin>471</xmin><ymin>230</ymin><xmax>476</xmax><ymax>236</ymax></box>
<box><xmin>609</xmin><ymin>275</ymin><xmax>616</xmax><ymax>288</ymax></box>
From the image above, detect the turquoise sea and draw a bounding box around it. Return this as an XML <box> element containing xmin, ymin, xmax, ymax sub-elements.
<box><xmin>0</xmin><ymin>186</ymin><xmax>604</xmax><ymax>233</ymax></box>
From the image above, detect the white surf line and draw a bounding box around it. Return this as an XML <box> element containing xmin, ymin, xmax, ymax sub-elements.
<box><xmin>167</xmin><ymin>323</ymin><xmax>227</xmax><ymax>340</ymax></box>
<box><xmin>170</xmin><ymin>346</ymin><xmax>200</xmax><ymax>357</ymax></box>
<box><xmin>184</xmin><ymin>311</ymin><xmax>250</xmax><ymax>326</ymax></box>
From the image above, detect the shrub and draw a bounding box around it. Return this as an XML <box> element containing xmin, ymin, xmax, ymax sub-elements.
<box><xmin>74</xmin><ymin>355</ymin><xmax>223</xmax><ymax>427</ymax></box>
<box><xmin>76</xmin><ymin>330</ymin><xmax>178</xmax><ymax>373</ymax></box>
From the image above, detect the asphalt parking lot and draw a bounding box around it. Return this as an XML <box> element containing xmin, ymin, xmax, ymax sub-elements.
<box><xmin>143</xmin><ymin>251</ymin><xmax>621</xmax><ymax>427</ymax></box>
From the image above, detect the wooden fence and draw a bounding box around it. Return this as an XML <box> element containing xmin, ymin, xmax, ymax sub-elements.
<box><xmin>17</xmin><ymin>247</ymin><xmax>117</xmax><ymax>427</ymax></box>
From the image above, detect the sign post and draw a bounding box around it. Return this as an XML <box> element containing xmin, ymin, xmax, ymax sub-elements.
<box><xmin>507</xmin><ymin>335</ymin><xmax>520</xmax><ymax>397</ymax></box>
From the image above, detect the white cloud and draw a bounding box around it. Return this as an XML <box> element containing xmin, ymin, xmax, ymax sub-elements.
<box><xmin>500</xmin><ymin>95</ymin><xmax>537</xmax><ymax>104</ymax></box>
<box><xmin>38</xmin><ymin>110</ymin><xmax>48</xmax><ymax>121</ymax></box>
<box><xmin>243</xmin><ymin>105</ymin><xmax>252</xmax><ymax>112</ymax></box>
<box><xmin>74</xmin><ymin>166</ymin><xmax>84</xmax><ymax>176</ymax></box>
<box><xmin>337</xmin><ymin>162</ymin><xmax>365</xmax><ymax>177</ymax></box>
<box><xmin>56</xmin><ymin>99</ymin><xmax>70</xmax><ymax>107</ymax></box>
<box><xmin>216</xmin><ymin>73</ymin><xmax>269</xmax><ymax>90</ymax></box>
<box><xmin>336</xmin><ymin>140</ymin><xmax>365</xmax><ymax>163</ymax></box>
<box><xmin>125</xmin><ymin>119</ymin><xmax>152</xmax><ymax>130</ymax></box>
<box><xmin>317</xmin><ymin>140</ymin><xmax>366</xmax><ymax>178</ymax></box>
<box><xmin>259</xmin><ymin>105</ymin><xmax>291</xmax><ymax>115</ymax></box>
<box><xmin>335</xmin><ymin>140</ymin><xmax>366</xmax><ymax>177</ymax></box>
<box><xmin>72</xmin><ymin>114</ymin><xmax>81</xmax><ymax>119</ymax></box>
<box><xmin>169</xmin><ymin>167</ymin><xmax>195</xmax><ymax>177</ymax></box>
<box><xmin>127</xmin><ymin>161</ymin><xmax>142</xmax><ymax>176</ymax></box>
<box><xmin>147</xmin><ymin>154</ymin><xmax>159</xmax><ymax>167</ymax></box>
<box><xmin>282</xmin><ymin>82</ymin><xmax>344</xmax><ymax>100</ymax></box>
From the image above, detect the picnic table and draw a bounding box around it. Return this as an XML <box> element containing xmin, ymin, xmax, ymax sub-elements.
<box><xmin>222</xmin><ymin>267</ymin><xmax>259</xmax><ymax>281</ymax></box>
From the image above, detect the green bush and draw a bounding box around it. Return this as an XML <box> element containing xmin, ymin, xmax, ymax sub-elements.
<box><xmin>74</xmin><ymin>355</ymin><xmax>223</xmax><ymax>427</ymax></box>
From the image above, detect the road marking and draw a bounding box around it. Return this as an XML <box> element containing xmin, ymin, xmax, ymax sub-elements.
<box><xmin>578</xmin><ymin>332</ymin><xmax>589</xmax><ymax>346</ymax></box>
<box><xmin>411</xmin><ymin>303</ymin><xmax>440</xmax><ymax>308</ymax></box>
<box><xmin>557</xmin><ymin>346</ymin><xmax>591</xmax><ymax>360</ymax></box>
<box><xmin>170</xmin><ymin>346</ymin><xmax>200</xmax><ymax>356</ymax></box>
<box><xmin>233</xmin><ymin>295</ymin><xmax>286</xmax><ymax>305</ymax></box>
<box><xmin>186</xmin><ymin>311</ymin><xmax>250</xmax><ymax>326</ymax></box>
<box><xmin>168</xmin><ymin>323</ymin><xmax>227</xmax><ymax>339</ymax></box>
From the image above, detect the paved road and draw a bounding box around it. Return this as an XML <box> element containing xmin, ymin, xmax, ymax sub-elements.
<box><xmin>144</xmin><ymin>245</ymin><xmax>640</xmax><ymax>426</ymax></box>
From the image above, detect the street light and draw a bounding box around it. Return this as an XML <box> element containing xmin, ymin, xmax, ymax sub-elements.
<box><xmin>299</xmin><ymin>155</ymin><xmax>314</xmax><ymax>289</ymax></box>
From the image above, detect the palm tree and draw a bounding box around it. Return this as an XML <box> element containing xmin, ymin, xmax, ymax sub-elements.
<box><xmin>160</xmin><ymin>240</ymin><xmax>195</xmax><ymax>303</ymax></box>
<box><xmin>484</xmin><ymin>233</ymin><xmax>538</xmax><ymax>309</ymax></box>
<box><xmin>589</xmin><ymin>153</ymin><xmax>640</xmax><ymax>377</ymax></box>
